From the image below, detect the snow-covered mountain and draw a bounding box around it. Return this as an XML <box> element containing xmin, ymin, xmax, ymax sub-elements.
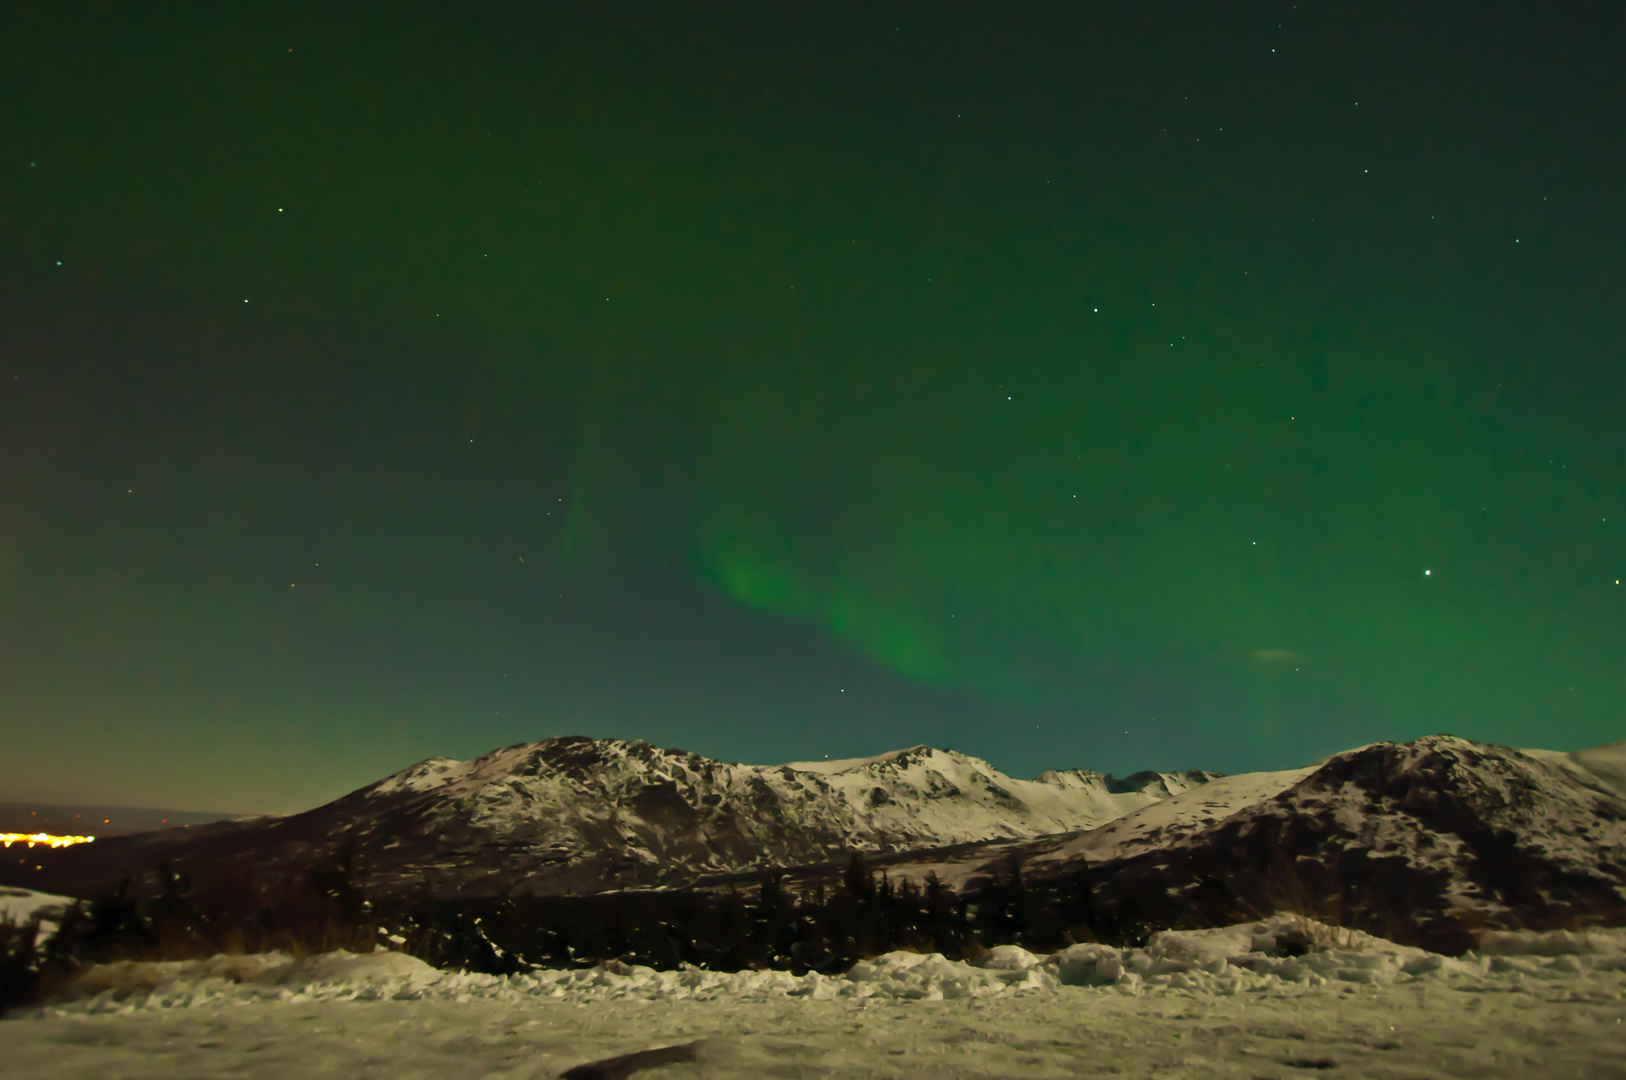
<box><xmin>873</xmin><ymin>736</ymin><xmax>1626</xmax><ymax>950</ymax></box>
<box><xmin>340</xmin><ymin>737</ymin><xmax>1217</xmax><ymax>890</ymax></box>
<box><xmin>14</xmin><ymin>733</ymin><xmax>1624</xmax><ymax>948</ymax></box>
<box><xmin>8</xmin><ymin>736</ymin><xmax>1217</xmax><ymax>897</ymax></box>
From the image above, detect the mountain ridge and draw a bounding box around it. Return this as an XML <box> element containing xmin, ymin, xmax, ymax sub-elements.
<box><xmin>10</xmin><ymin>734</ymin><xmax>1623</xmax><ymax>951</ymax></box>
<box><xmin>855</xmin><ymin>735</ymin><xmax>1626</xmax><ymax>951</ymax></box>
<box><xmin>5</xmin><ymin>736</ymin><xmax>1218</xmax><ymax>897</ymax></box>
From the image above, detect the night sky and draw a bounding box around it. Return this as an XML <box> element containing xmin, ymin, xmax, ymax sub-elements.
<box><xmin>4</xmin><ymin>3</ymin><xmax>1622</xmax><ymax>814</ymax></box>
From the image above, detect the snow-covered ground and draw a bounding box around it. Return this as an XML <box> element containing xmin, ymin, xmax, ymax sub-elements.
<box><xmin>6</xmin><ymin>916</ymin><xmax>1624</xmax><ymax>1078</ymax></box>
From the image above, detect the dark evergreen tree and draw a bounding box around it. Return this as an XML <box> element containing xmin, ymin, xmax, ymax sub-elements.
<box><xmin>0</xmin><ymin>917</ymin><xmax>40</xmax><ymax>1017</ymax></box>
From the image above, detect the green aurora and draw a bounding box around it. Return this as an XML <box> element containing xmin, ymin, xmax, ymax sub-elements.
<box><xmin>1</xmin><ymin>3</ymin><xmax>1621</xmax><ymax>812</ymax></box>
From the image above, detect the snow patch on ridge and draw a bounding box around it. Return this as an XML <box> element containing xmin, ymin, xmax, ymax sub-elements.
<box><xmin>780</xmin><ymin>748</ymin><xmax>915</xmax><ymax>774</ymax></box>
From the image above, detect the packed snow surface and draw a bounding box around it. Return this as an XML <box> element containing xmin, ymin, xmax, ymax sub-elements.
<box><xmin>9</xmin><ymin>916</ymin><xmax>1625</xmax><ymax>1078</ymax></box>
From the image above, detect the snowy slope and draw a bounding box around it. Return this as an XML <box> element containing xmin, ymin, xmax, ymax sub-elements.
<box><xmin>1033</xmin><ymin>763</ymin><xmax>1319</xmax><ymax>866</ymax></box>
<box><xmin>1569</xmin><ymin>740</ymin><xmax>1626</xmax><ymax>794</ymax></box>
<box><xmin>1516</xmin><ymin>740</ymin><xmax>1626</xmax><ymax>798</ymax></box>
<box><xmin>862</xmin><ymin>736</ymin><xmax>1626</xmax><ymax>951</ymax></box>
<box><xmin>1065</xmin><ymin>736</ymin><xmax>1626</xmax><ymax>950</ymax></box>
<box><xmin>865</xmin><ymin>762</ymin><xmax>1321</xmax><ymax>889</ymax></box>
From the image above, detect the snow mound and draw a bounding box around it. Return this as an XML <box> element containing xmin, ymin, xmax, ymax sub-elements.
<box><xmin>977</xmin><ymin>944</ymin><xmax>1045</xmax><ymax>970</ymax></box>
<box><xmin>1475</xmin><ymin>926</ymin><xmax>1626</xmax><ymax>957</ymax></box>
<box><xmin>40</xmin><ymin>915</ymin><xmax>1626</xmax><ymax>1017</ymax></box>
<box><xmin>0</xmin><ymin>887</ymin><xmax>77</xmax><ymax>941</ymax></box>
<box><xmin>0</xmin><ymin>887</ymin><xmax>75</xmax><ymax>925</ymax></box>
<box><xmin>60</xmin><ymin>949</ymin><xmax>445</xmax><ymax>1004</ymax></box>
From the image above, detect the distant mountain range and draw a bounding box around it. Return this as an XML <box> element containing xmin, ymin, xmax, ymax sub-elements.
<box><xmin>856</xmin><ymin>736</ymin><xmax>1626</xmax><ymax>951</ymax></box>
<box><xmin>7</xmin><ymin>734</ymin><xmax>1624</xmax><ymax>950</ymax></box>
<box><xmin>0</xmin><ymin>803</ymin><xmax>240</xmax><ymax>837</ymax></box>
<box><xmin>4</xmin><ymin>737</ymin><xmax>1215</xmax><ymax>896</ymax></box>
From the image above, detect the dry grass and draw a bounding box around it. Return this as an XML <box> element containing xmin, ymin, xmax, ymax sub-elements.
<box><xmin>1257</xmin><ymin>853</ymin><xmax>1348</xmax><ymax>930</ymax></box>
<box><xmin>1275</xmin><ymin>912</ymin><xmax>1360</xmax><ymax>952</ymax></box>
<box><xmin>55</xmin><ymin>952</ymin><xmax>284</xmax><ymax>1001</ymax></box>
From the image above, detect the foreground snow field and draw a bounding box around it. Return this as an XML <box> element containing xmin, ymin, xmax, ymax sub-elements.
<box><xmin>5</xmin><ymin>917</ymin><xmax>1625</xmax><ymax>1078</ymax></box>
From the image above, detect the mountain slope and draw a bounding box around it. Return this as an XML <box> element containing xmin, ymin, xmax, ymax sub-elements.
<box><xmin>871</xmin><ymin>736</ymin><xmax>1626</xmax><ymax>951</ymax></box>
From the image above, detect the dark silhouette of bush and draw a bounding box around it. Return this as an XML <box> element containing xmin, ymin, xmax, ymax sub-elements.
<box><xmin>42</xmin><ymin>876</ymin><xmax>154</xmax><ymax>966</ymax></box>
<box><xmin>0</xmin><ymin>917</ymin><xmax>41</xmax><ymax>1017</ymax></box>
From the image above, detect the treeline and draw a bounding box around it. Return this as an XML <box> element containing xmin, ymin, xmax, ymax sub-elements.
<box><xmin>416</xmin><ymin>851</ymin><xmax>1151</xmax><ymax>975</ymax></box>
<box><xmin>1</xmin><ymin>843</ymin><xmax>382</xmax><ymax>1014</ymax></box>
<box><xmin>1</xmin><ymin>843</ymin><xmax>1158</xmax><ymax>1012</ymax></box>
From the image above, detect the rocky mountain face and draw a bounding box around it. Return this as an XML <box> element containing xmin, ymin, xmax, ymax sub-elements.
<box><xmin>7</xmin><ymin>737</ymin><xmax>1217</xmax><ymax>898</ymax></box>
